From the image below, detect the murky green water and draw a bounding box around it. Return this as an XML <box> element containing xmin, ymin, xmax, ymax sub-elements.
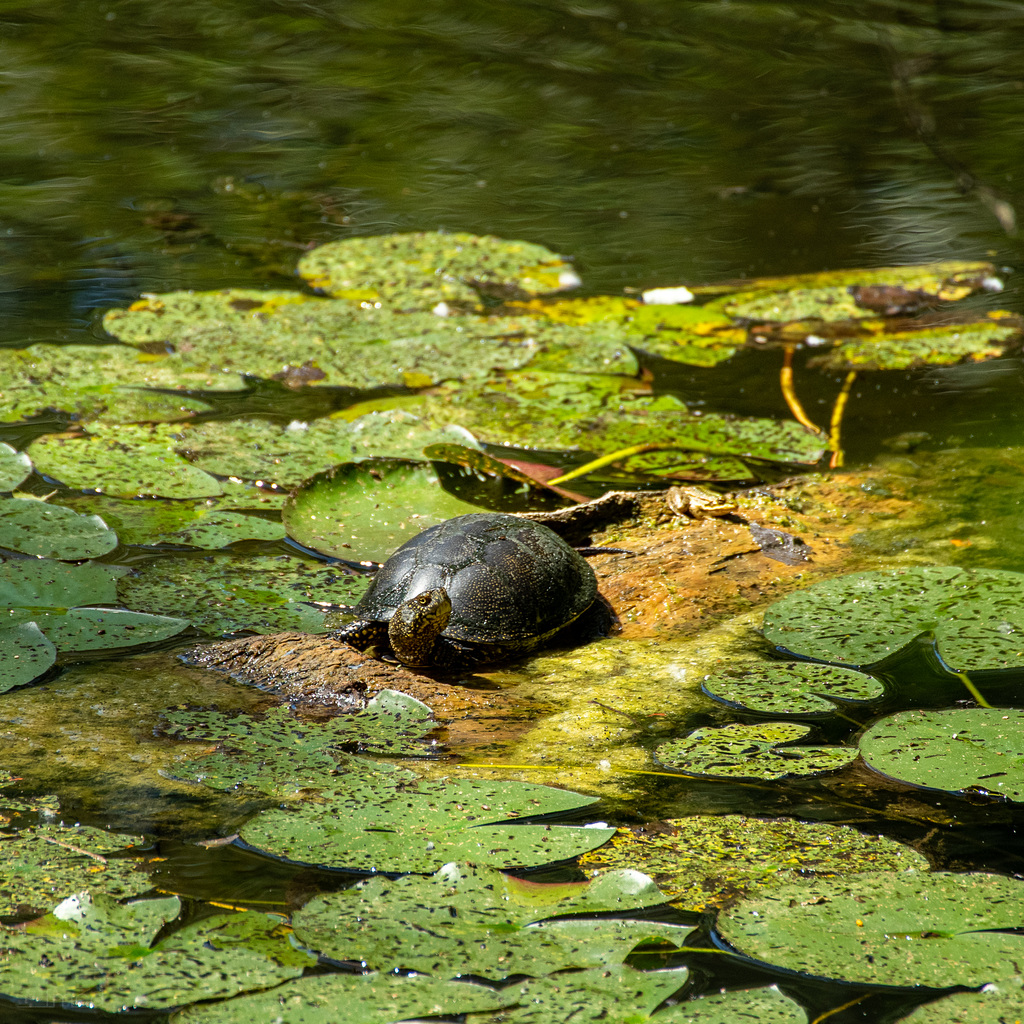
<box><xmin>3</xmin><ymin>2</ymin><xmax>1024</xmax><ymax>1020</ymax></box>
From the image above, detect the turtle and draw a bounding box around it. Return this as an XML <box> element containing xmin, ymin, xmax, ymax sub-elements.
<box><xmin>332</xmin><ymin>512</ymin><xmax>598</xmax><ymax>670</ymax></box>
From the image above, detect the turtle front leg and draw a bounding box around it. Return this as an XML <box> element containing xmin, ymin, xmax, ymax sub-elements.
<box><xmin>331</xmin><ymin>619</ymin><xmax>390</xmax><ymax>655</ymax></box>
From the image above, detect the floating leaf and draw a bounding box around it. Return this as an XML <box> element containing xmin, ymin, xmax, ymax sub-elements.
<box><xmin>899</xmin><ymin>981</ymin><xmax>1024</xmax><ymax>1023</ymax></box>
<box><xmin>292</xmin><ymin>863</ymin><xmax>690</xmax><ymax>980</ymax></box>
<box><xmin>171</xmin><ymin>972</ymin><xmax>512</xmax><ymax>1024</ymax></box>
<box><xmin>860</xmin><ymin>708</ymin><xmax>1024</xmax><ymax>801</ymax></box>
<box><xmin>0</xmin><ymin>443</ymin><xmax>31</xmax><ymax>491</ymax></box>
<box><xmin>806</xmin><ymin>312</ymin><xmax>1021</xmax><ymax>371</ymax></box>
<box><xmin>0</xmin><ymin>823</ymin><xmax>147</xmax><ymax>916</ymax></box>
<box><xmin>762</xmin><ymin>566</ymin><xmax>1024</xmax><ymax>671</ymax></box>
<box><xmin>420</xmin><ymin>372</ymin><xmax>824</xmax><ymax>481</ymax></box>
<box><xmin>580</xmin><ymin>816</ymin><xmax>926</xmax><ymax>911</ymax></box>
<box><xmin>656</xmin><ymin>722</ymin><xmax>857</xmax><ymax>779</ymax></box>
<box><xmin>116</xmin><ymin>552</ymin><xmax>367</xmax><ymax>636</ymax></box>
<box><xmin>701</xmin><ymin>661</ymin><xmax>885</xmax><ymax>716</ymax></box>
<box><xmin>31</xmin><ymin>606</ymin><xmax>188</xmax><ymax>651</ymax></box>
<box><xmin>63</xmin><ymin>494</ymin><xmax>285</xmax><ymax>548</ymax></box>
<box><xmin>240</xmin><ymin>776</ymin><xmax>616</xmax><ymax>872</ymax></box>
<box><xmin>297</xmin><ymin>231</ymin><xmax>578</xmax><ymax>307</ymax></box>
<box><xmin>282</xmin><ymin>459</ymin><xmax>484</xmax><ymax>561</ymax></box>
<box><xmin>1</xmin><ymin>558</ymin><xmax>126</xmax><ymax>612</ymax></box>
<box><xmin>467</xmin><ymin>966</ymin><xmax>692</xmax><ymax>1024</ymax></box>
<box><xmin>715</xmin><ymin>870</ymin><xmax>1024</xmax><ymax>987</ymax></box>
<box><xmin>0</xmin><ymin>497</ymin><xmax>118</xmax><ymax>560</ymax></box>
<box><xmin>0</xmin><ymin>622</ymin><xmax>56</xmax><ymax>692</ymax></box>
<box><xmin>29</xmin><ymin>424</ymin><xmax>223</xmax><ymax>499</ymax></box>
<box><xmin>0</xmin><ymin>892</ymin><xmax>314</xmax><ymax>1011</ymax></box>
<box><xmin>704</xmin><ymin>261</ymin><xmax>998</xmax><ymax>323</ymax></box>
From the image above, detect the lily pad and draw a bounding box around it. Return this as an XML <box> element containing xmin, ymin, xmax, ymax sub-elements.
<box><xmin>29</xmin><ymin>424</ymin><xmax>223</xmax><ymax>498</ymax></box>
<box><xmin>297</xmin><ymin>231</ymin><xmax>578</xmax><ymax>307</ymax></box>
<box><xmin>239</xmin><ymin>776</ymin><xmax>616</xmax><ymax>872</ymax></box>
<box><xmin>116</xmin><ymin>552</ymin><xmax>367</xmax><ymax>636</ymax></box>
<box><xmin>715</xmin><ymin>870</ymin><xmax>1024</xmax><ymax>987</ymax></box>
<box><xmin>900</xmin><ymin>981</ymin><xmax>1024</xmax><ymax>1023</ymax></box>
<box><xmin>656</xmin><ymin>722</ymin><xmax>858</xmax><ymax>779</ymax></box>
<box><xmin>0</xmin><ymin>443</ymin><xmax>31</xmax><ymax>491</ymax></box>
<box><xmin>466</xmin><ymin>966</ymin><xmax>692</xmax><ymax>1024</ymax></box>
<box><xmin>701</xmin><ymin>661</ymin><xmax>885</xmax><ymax>716</ymax></box>
<box><xmin>762</xmin><ymin>566</ymin><xmax>1024</xmax><ymax>671</ymax></box>
<box><xmin>171</xmin><ymin>972</ymin><xmax>513</xmax><ymax>1024</ymax></box>
<box><xmin>705</xmin><ymin>261</ymin><xmax>998</xmax><ymax>323</ymax></box>
<box><xmin>0</xmin><ymin>343</ymin><xmax>230</xmax><ymax>425</ymax></box>
<box><xmin>0</xmin><ymin>823</ymin><xmax>147</xmax><ymax>916</ymax></box>
<box><xmin>420</xmin><ymin>372</ymin><xmax>825</xmax><ymax>481</ymax></box>
<box><xmin>579</xmin><ymin>816</ymin><xmax>927</xmax><ymax>911</ymax></box>
<box><xmin>0</xmin><ymin>497</ymin><xmax>118</xmax><ymax>560</ymax></box>
<box><xmin>860</xmin><ymin>708</ymin><xmax>1024</xmax><ymax>801</ymax></box>
<box><xmin>1</xmin><ymin>558</ymin><xmax>126</xmax><ymax>611</ymax></box>
<box><xmin>0</xmin><ymin>622</ymin><xmax>57</xmax><ymax>692</ymax></box>
<box><xmin>292</xmin><ymin>863</ymin><xmax>691</xmax><ymax>980</ymax></box>
<box><xmin>282</xmin><ymin>458</ymin><xmax>484</xmax><ymax>561</ymax></box>
<box><xmin>30</xmin><ymin>606</ymin><xmax>188</xmax><ymax>651</ymax></box>
<box><xmin>63</xmin><ymin>494</ymin><xmax>285</xmax><ymax>548</ymax></box>
<box><xmin>0</xmin><ymin>891</ymin><xmax>314</xmax><ymax>1011</ymax></box>
<box><xmin>806</xmin><ymin>312</ymin><xmax>1021</xmax><ymax>371</ymax></box>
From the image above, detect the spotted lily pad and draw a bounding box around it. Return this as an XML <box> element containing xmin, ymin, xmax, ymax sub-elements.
<box><xmin>171</xmin><ymin>972</ymin><xmax>513</xmax><ymax>1024</ymax></box>
<box><xmin>282</xmin><ymin>458</ymin><xmax>485</xmax><ymax>562</ymax></box>
<box><xmin>293</xmin><ymin>863</ymin><xmax>689</xmax><ymax>980</ymax></box>
<box><xmin>0</xmin><ymin>497</ymin><xmax>119</xmax><ymax>560</ymax></box>
<box><xmin>579</xmin><ymin>816</ymin><xmax>926</xmax><ymax>911</ymax></box>
<box><xmin>0</xmin><ymin>892</ymin><xmax>314</xmax><ymax>1011</ymax></box>
<box><xmin>701</xmin><ymin>661</ymin><xmax>885</xmax><ymax>716</ymax></box>
<box><xmin>297</xmin><ymin>231</ymin><xmax>579</xmax><ymax>307</ymax></box>
<box><xmin>29</xmin><ymin>424</ymin><xmax>223</xmax><ymax>498</ymax></box>
<box><xmin>860</xmin><ymin>708</ymin><xmax>1024</xmax><ymax>801</ymax></box>
<box><xmin>656</xmin><ymin>722</ymin><xmax>858</xmax><ymax>779</ymax></box>
<box><xmin>762</xmin><ymin>566</ymin><xmax>1024</xmax><ymax>672</ymax></box>
<box><xmin>116</xmin><ymin>552</ymin><xmax>367</xmax><ymax>636</ymax></box>
<box><xmin>0</xmin><ymin>622</ymin><xmax>57</xmax><ymax>692</ymax></box>
<box><xmin>900</xmin><ymin>981</ymin><xmax>1024</xmax><ymax>1023</ymax></box>
<box><xmin>0</xmin><ymin>823</ymin><xmax>147</xmax><ymax>916</ymax></box>
<box><xmin>704</xmin><ymin>261</ymin><xmax>999</xmax><ymax>323</ymax></box>
<box><xmin>0</xmin><ymin>443</ymin><xmax>31</xmax><ymax>491</ymax></box>
<box><xmin>716</xmin><ymin>870</ymin><xmax>1024</xmax><ymax>987</ymax></box>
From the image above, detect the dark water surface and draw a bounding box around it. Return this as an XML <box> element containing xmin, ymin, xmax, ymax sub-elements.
<box><xmin>3</xmin><ymin>1</ymin><xmax>1024</xmax><ymax>1020</ymax></box>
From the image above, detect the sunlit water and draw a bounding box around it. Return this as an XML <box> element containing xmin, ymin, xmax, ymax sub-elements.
<box><xmin>3</xmin><ymin>2</ymin><xmax>1024</xmax><ymax>1020</ymax></box>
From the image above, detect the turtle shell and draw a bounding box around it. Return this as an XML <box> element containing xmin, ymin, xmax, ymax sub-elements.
<box><xmin>356</xmin><ymin>512</ymin><xmax>597</xmax><ymax>649</ymax></box>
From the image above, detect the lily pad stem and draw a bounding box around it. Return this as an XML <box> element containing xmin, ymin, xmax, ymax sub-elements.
<box><xmin>547</xmin><ymin>443</ymin><xmax>751</xmax><ymax>486</ymax></box>
<box><xmin>827</xmin><ymin>370</ymin><xmax>858</xmax><ymax>469</ymax></box>
<box><xmin>954</xmin><ymin>670</ymin><xmax>993</xmax><ymax>709</ymax></box>
<box><xmin>780</xmin><ymin>345</ymin><xmax>821</xmax><ymax>433</ymax></box>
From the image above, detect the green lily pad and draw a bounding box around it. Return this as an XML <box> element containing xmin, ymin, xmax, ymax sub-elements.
<box><xmin>62</xmin><ymin>494</ymin><xmax>285</xmax><ymax>548</ymax></box>
<box><xmin>1</xmin><ymin>558</ymin><xmax>126</xmax><ymax>611</ymax></box>
<box><xmin>0</xmin><ymin>497</ymin><xmax>118</xmax><ymax>559</ymax></box>
<box><xmin>104</xmin><ymin>288</ymin><xmax>540</xmax><ymax>388</ymax></box>
<box><xmin>0</xmin><ymin>622</ymin><xmax>57</xmax><ymax>692</ymax></box>
<box><xmin>705</xmin><ymin>261</ymin><xmax>998</xmax><ymax>323</ymax></box>
<box><xmin>0</xmin><ymin>443</ymin><xmax>31</xmax><ymax>491</ymax></box>
<box><xmin>701</xmin><ymin>661</ymin><xmax>885</xmax><ymax>716</ymax></box>
<box><xmin>467</xmin><ymin>966</ymin><xmax>692</xmax><ymax>1024</ymax></box>
<box><xmin>297</xmin><ymin>231</ymin><xmax>578</xmax><ymax>307</ymax></box>
<box><xmin>900</xmin><ymin>981</ymin><xmax>1024</xmax><ymax>1023</ymax></box>
<box><xmin>29</xmin><ymin>424</ymin><xmax>223</xmax><ymax>498</ymax></box>
<box><xmin>860</xmin><ymin>708</ymin><xmax>1024</xmax><ymax>801</ymax></box>
<box><xmin>0</xmin><ymin>891</ymin><xmax>314</xmax><ymax>1011</ymax></box>
<box><xmin>656</xmin><ymin>722</ymin><xmax>858</xmax><ymax>780</ymax></box>
<box><xmin>0</xmin><ymin>343</ymin><xmax>231</xmax><ymax>425</ymax></box>
<box><xmin>715</xmin><ymin>870</ymin><xmax>1024</xmax><ymax>987</ymax></box>
<box><xmin>292</xmin><ymin>863</ymin><xmax>691</xmax><ymax>980</ymax></box>
<box><xmin>420</xmin><ymin>372</ymin><xmax>824</xmax><ymax>481</ymax></box>
<box><xmin>579</xmin><ymin>815</ymin><xmax>927</xmax><ymax>912</ymax></box>
<box><xmin>171</xmin><ymin>972</ymin><xmax>512</xmax><ymax>1024</ymax></box>
<box><xmin>240</xmin><ymin>776</ymin><xmax>616</xmax><ymax>872</ymax></box>
<box><xmin>116</xmin><ymin>552</ymin><xmax>367</xmax><ymax>636</ymax></box>
<box><xmin>31</xmin><ymin>606</ymin><xmax>188</xmax><ymax>651</ymax></box>
<box><xmin>806</xmin><ymin>312</ymin><xmax>1021</xmax><ymax>371</ymax></box>
<box><xmin>282</xmin><ymin>459</ymin><xmax>484</xmax><ymax>561</ymax></box>
<box><xmin>0</xmin><ymin>823</ymin><xmax>147</xmax><ymax>916</ymax></box>
<box><xmin>762</xmin><ymin>566</ymin><xmax>1024</xmax><ymax>671</ymax></box>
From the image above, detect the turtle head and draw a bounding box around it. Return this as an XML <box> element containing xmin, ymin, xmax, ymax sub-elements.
<box><xmin>388</xmin><ymin>587</ymin><xmax>453</xmax><ymax>668</ymax></box>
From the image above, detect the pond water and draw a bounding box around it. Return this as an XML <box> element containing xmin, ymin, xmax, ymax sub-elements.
<box><xmin>3</xmin><ymin>2</ymin><xmax>1024</xmax><ymax>1021</ymax></box>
